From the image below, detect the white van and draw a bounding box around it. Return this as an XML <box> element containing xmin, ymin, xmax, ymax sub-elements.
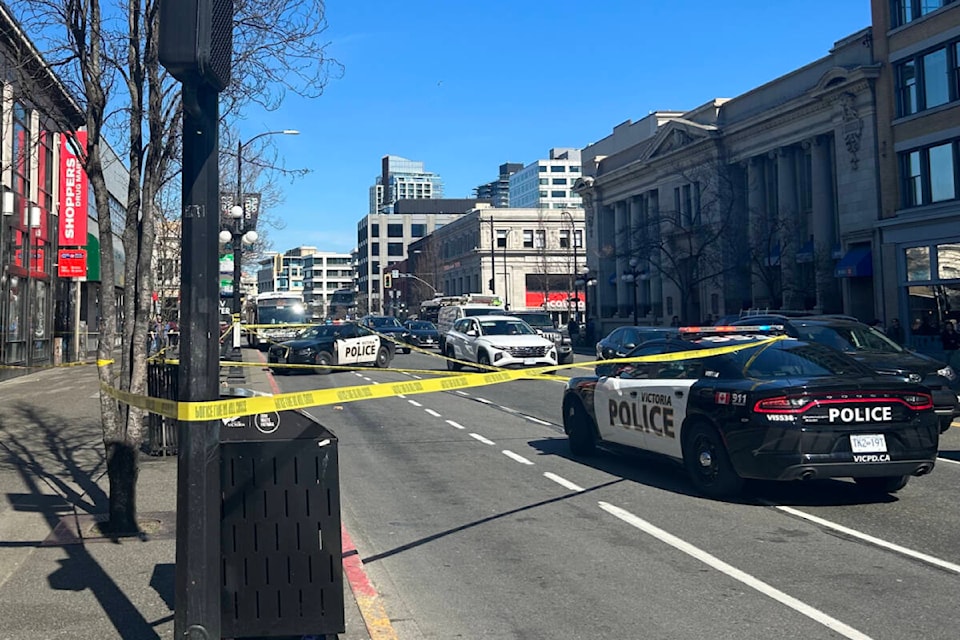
<box><xmin>436</xmin><ymin>304</ymin><xmax>505</xmax><ymax>351</ymax></box>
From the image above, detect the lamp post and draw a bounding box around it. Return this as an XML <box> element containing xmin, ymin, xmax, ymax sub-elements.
<box><xmin>502</xmin><ymin>229</ymin><xmax>511</xmax><ymax>310</ymax></box>
<box><xmin>575</xmin><ymin>266</ymin><xmax>597</xmax><ymax>345</ymax></box>
<box><xmin>227</xmin><ymin>129</ymin><xmax>299</xmax><ymax>317</ymax></box>
<box><xmin>561</xmin><ymin>211</ymin><xmax>578</xmax><ymax>320</ymax></box>
<box><xmin>621</xmin><ymin>257</ymin><xmax>644</xmax><ymax>326</ymax></box>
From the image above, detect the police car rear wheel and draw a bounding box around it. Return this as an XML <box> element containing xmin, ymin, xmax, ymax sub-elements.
<box><xmin>853</xmin><ymin>475</ymin><xmax>909</xmax><ymax>494</ymax></box>
<box><xmin>375</xmin><ymin>346</ymin><xmax>390</xmax><ymax>368</ymax></box>
<box><xmin>683</xmin><ymin>423</ymin><xmax>742</xmax><ymax>498</ymax></box>
<box><xmin>313</xmin><ymin>351</ymin><xmax>334</xmax><ymax>375</ymax></box>
<box><xmin>565</xmin><ymin>400</ymin><xmax>596</xmax><ymax>457</ymax></box>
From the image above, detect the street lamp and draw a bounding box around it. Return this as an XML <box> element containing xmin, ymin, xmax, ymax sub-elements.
<box><xmin>575</xmin><ymin>266</ymin><xmax>597</xmax><ymax>344</ymax></box>
<box><xmin>621</xmin><ymin>257</ymin><xmax>645</xmax><ymax>326</ymax></box>
<box><xmin>561</xmin><ymin>210</ymin><xmax>579</xmax><ymax>320</ymax></box>
<box><xmin>226</xmin><ymin>129</ymin><xmax>299</xmax><ymax>317</ymax></box>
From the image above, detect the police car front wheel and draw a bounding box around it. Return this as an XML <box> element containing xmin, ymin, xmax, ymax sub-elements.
<box><xmin>682</xmin><ymin>422</ymin><xmax>743</xmax><ymax>498</ymax></box>
<box><xmin>313</xmin><ymin>351</ymin><xmax>334</xmax><ymax>375</ymax></box>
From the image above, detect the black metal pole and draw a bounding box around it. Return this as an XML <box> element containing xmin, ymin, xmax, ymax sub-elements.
<box><xmin>489</xmin><ymin>217</ymin><xmax>496</xmax><ymax>295</ymax></box>
<box><xmin>174</xmin><ymin>82</ymin><xmax>222</xmax><ymax>640</ymax></box>
<box><xmin>233</xmin><ymin>139</ymin><xmax>243</xmax><ymax>316</ymax></box>
<box><xmin>632</xmin><ymin>280</ymin><xmax>638</xmax><ymax>325</ymax></box>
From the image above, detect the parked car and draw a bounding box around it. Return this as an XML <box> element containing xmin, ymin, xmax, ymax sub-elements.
<box><xmin>507</xmin><ymin>310</ymin><xmax>573</xmax><ymax>364</ymax></box>
<box><xmin>267</xmin><ymin>322</ymin><xmax>394</xmax><ymax>374</ymax></box>
<box><xmin>562</xmin><ymin>325</ymin><xmax>938</xmax><ymax>498</ymax></box>
<box><xmin>732</xmin><ymin>314</ymin><xmax>960</xmax><ymax>433</ymax></box>
<box><xmin>444</xmin><ymin>315</ymin><xmax>557</xmax><ymax>370</ymax></box>
<box><xmin>358</xmin><ymin>315</ymin><xmax>412</xmax><ymax>353</ymax></box>
<box><xmin>436</xmin><ymin>303</ymin><xmax>505</xmax><ymax>351</ymax></box>
<box><xmin>595</xmin><ymin>326</ymin><xmax>679</xmax><ymax>360</ymax></box>
<box><xmin>401</xmin><ymin>320</ymin><xmax>441</xmax><ymax>349</ymax></box>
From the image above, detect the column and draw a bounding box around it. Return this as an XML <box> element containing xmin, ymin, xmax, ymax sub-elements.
<box><xmin>811</xmin><ymin>134</ymin><xmax>840</xmax><ymax>312</ymax></box>
<box><xmin>629</xmin><ymin>196</ymin><xmax>648</xmax><ymax>315</ymax></box>
<box><xmin>597</xmin><ymin>202</ymin><xmax>616</xmax><ymax>319</ymax></box>
<box><xmin>614</xmin><ymin>200</ymin><xmax>628</xmax><ymax>315</ymax></box>
<box><xmin>777</xmin><ymin>147</ymin><xmax>801</xmax><ymax>310</ymax></box>
<box><xmin>747</xmin><ymin>156</ymin><xmax>766</xmax><ymax>305</ymax></box>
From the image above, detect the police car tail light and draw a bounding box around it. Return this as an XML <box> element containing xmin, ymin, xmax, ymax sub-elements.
<box><xmin>901</xmin><ymin>393</ymin><xmax>933</xmax><ymax>409</ymax></box>
<box><xmin>753</xmin><ymin>396</ymin><xmax>813</xmax><ymax>413</ymax></box>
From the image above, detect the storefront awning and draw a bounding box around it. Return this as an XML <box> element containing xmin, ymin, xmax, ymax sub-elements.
<box><xmin>835</xmin><ymin>247</ymin><xmax>872</xmax><ymax>278</ymax></box>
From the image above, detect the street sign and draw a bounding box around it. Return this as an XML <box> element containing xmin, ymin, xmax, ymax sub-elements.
<box><xmin>57</xmin><ymin>249</ymin><xmax>88</xmax><ymax>278</ymax></box>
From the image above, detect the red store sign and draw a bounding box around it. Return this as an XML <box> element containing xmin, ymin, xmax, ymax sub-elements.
<box><xmin>59</xmin><ymin>131</ymin><xmax>88</xmax><ymax>246</ymax></box>
<box><xmin>57</xmin><ymin>249</ymin><xmax>88</xmax><ymax>278</ymax></box>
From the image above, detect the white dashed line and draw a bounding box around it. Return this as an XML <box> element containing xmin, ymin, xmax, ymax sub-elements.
<box><xmin>369</xmin><ymin>380</ymin><xmax>379</xmax><ymax>384</ymax></box>
<box><xmin>469</xmin><ymin>433</ymin><xmax>495</xmax><ymax>445</ymax></box>
<box><xmin>362</xmin><ymin>377</ymin><xmax>372</xmax><ymax>382</ymax></box>
<box><xmin>412</xmin><ymin>375</ymin><xmax>422</xmax><ymax>379</ymax></box>
<box><xmin>502</xmin><ymin>450</ymin><xmax>533</xmax><ymax>465</ymax></box>
<box><xmin>543</xmin><ymin>472</ymin><xmax>584</xmax><ymax>492</ymax></box>
<box><xmin>938</xmin><ymin>457</ymin><xmax>960</xmax><ymax>465</ymax></box>
<box><xmin>455</xmin><ymin>390</ymin><xmax>469</xmax><ymax>396</ymax></box>
<box><xmin>408</xmin><ymin>400</ymin><xmax>422</xmax><ymax>407</ymax></box>
<box><xmin>475</xmin><ymin>397</ymin><xmax>491</xmax><ymax>404</ymax></box>
<box><xmin>397</xmin><ymin>394</ymin><xmax>406</xmax><ymax>399</ymax></box>
<box><xmin>526</xmin><ymin>417</ymin><xmax>552</xmax><ymax>426</ymax></box>
<box><xmin>766</xmin><ymin>502</ymin><xmax>960</xmax><ymax>575</ymax></box>
<box><xmin>500</xmin><ymin>406</ymin><xmax>518</xmax><ymax>413</ymax></box>
<box><xmin>425</xmin><ymin>409</ymin><xmax>441</xmax><ymax>418</ymax></box>
<box><xmin>599</xmin><ymin>501</ymin><xmax>872</xmax><ymax>640</ymax></box>
<box><xmin>446</xmin><ymin>420</ymin><xmax>465</xmax><ymax>430</ymax></box>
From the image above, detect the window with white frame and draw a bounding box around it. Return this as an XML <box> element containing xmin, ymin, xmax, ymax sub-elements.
<box><xmin>523</xmin><ymin>229</ymin><xmax>534</xmax><ymax>248</ymax></box>
<box><xmin>559</xmin><ymin>229</ymin><xmax>570</xmax><ymax>248</ymax></box>
<box><xmin>534</xmin><ymin>229</ymin><xmax>546</xmax><ymax>249</ymax></box>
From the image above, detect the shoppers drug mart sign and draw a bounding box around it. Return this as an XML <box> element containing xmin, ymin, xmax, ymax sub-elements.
<box><xmin>59</xmin><ymin>131</ymin><xmax>88</xmax><ymax>246</ymax></box>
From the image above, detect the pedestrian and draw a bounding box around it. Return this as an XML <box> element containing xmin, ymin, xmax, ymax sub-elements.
<box><xmin>941</xmin><ymin>320</ymin><xmax>959</xmax><ymax>367</ymax></box>
<box><xmin>886</xmin><ymin>318</ymin><xmax>904</xmax><ymax>345</ymax></box>
<box><xmin>567</xmin><ymin>316</ymin><xmax>580</xmax><ymax>345</ymax></box>
<box><xmin>670</xmin><ymin>315</ymin><xmax>681</xmax><ymax>328</ymax></box>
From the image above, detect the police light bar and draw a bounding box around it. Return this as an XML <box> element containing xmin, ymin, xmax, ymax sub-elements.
<box><xmin>678</xmin><ymin>325</ymin><xmax>785</xmax><ymax>334</ymax></box>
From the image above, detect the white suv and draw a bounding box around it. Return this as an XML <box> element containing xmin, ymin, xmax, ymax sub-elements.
<box><xmin>444</xmin><ymin>315</ymin><xmax>557</xmax><ymax>370</ymax></box>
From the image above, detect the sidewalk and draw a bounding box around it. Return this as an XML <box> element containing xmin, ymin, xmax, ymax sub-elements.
<box><xmin>0</xmin><ymin>354</ymin><xmax>370</xmax><ymax>639</ymax></box>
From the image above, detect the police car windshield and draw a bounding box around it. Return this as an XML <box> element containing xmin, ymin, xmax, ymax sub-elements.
<box><xmin>728</xmin><ymin>341</ymin><xmax>874</xmax><ymax>378</ymax></box>
<box><xmin>479</xmin><ymin>320</ymin><xmax>535</xmax><ymax>336</ymax></box>
<box><xmin>298</xmin><ymin>325</ymin><xmax>339</xmax><ymax>340</ymax></box>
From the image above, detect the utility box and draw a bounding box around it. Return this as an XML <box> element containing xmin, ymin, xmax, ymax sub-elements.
<box><xmin>219</xmin><ymin>389</ymin><xmax>344</xmax><ymax>638</ymax></box>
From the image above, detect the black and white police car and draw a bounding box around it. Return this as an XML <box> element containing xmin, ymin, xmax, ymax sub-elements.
<box><xmin>267</xmin><ymin>321</ymin><xmax>394</xmax><ymax>374</ymax></box>
<box><xmin>561</xmin><ymin>325</ymin><xmax>939</xmax><ymax>498</ymax></box>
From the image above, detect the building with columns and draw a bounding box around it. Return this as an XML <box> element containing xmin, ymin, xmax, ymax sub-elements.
<box><xmin>575</xmin><ymin>28</ymin><xmax>880</xmax><ymax>335</ymax></box>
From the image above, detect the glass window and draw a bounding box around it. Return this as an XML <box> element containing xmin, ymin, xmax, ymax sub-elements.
<box><xmin>371</xmin><ymin>223</ymin><xmax>379</xmax><ymax>237</ymax></box>
<box><xmin>534</xmin><ymin>229</ymin><xmax>546</xmax><ymax>249</ymax></box>
<box><xmin>559</xmin><ymin>229</ymin><xmax>570</xmax><ymax>248</ymax></box>
<box><xmin>387</xmin><ymin>223</ymin><xmax>403</xmax><ymax>238</ymax></box>
<box><xmin>551</xmin><ymin>190</ymin><xmax>566</xmax><ymax>198</ymax></box>
<box><xmin>411</xmin><ymin>223</ymin><xmax>426</xmax><ymax>237</ymax></box>
<box><xmin>539</xmin><ymin>191</ymin><xmax>547</xmax><ymax>198</ymax></box>
<box><xmin>371</xmin><ymin>242</ymin><xmax>380</xmax><ymax>255</ymax></box>
<box><xmin>539</xmin><ymin>178</ymin><xmax>548</xmax><ymax>185</ymax></box>
<box><xmin>905</xmin><ymin>150</ymin><xmax>923</xmax><ymax>207</ymax></box>
<box><xmin>496</xmin><ymin>229</ymin><xmax>508</xmax><ymax>248</ymax></box>
<box><xmin>574</xmin><ymin>229</ymin><xmax>583</xmax><ymax>248</ymax></box>
<box><xmin>523</xmin><ymin>229</ymin><xmax>534</xmax><ymax>248</ymax></box>
<box><xmin>906</xmin><ymin>246</ymin><xmax>931</xmax><ymax>281</ymax></box>
<box><xmin>938</xmin><ymin>244</ymin><xmax>960</xmax><ymax>279</ymax></box>
<box><xmin>898</xmin><ymin>60</ymin><xmax>918</xmax><ymax>116</ymax></box>
<box><xmin>538</xmin><ymin>166</ymin><xmax>547</xmax><ymax>172</ymax></box>
<box><xmin>550</xmin><ymin>166</ymin><xmax>565</xmax><ymax>172</ymax></box>
<box><xmin>387</xmin><ymin>242</ymin><xmax>403</xmax><ymax>256</ymax></box>
<box><xmin>552</xmin><ymin>178</ymin><xmax>567</xmax><ymax>185</ymax></box>
<box><xmin>922</xmin><ymin>48</ymin><xmax>949</xmax><ymax>109</ymax></box>
<box><xmin>929</xmin><ymin>142</ymin><xmax>956</xmax><ymax>202</ymax></box>
<box><xmin>569</xmin><ymin>166</ymin><xmax>581</xmax><ymax>173</ymax></box>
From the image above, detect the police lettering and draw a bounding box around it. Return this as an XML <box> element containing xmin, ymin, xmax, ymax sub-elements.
<box><xmin>344</xmin><ymin>342</ymin><xmax>378</xmax><ymax>359</ymax></box>
<box><xmin>827</xmin><ymin>406</ymin><xmax>893</xmax><ymax>423</ymax></box>
<box><xmin>608</xmin><ymin>399</ymin><xmax>675</xmax><ymax>438</ymax></box>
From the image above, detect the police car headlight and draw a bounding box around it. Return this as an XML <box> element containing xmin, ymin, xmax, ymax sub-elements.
<box><xmin>295</xmin><ymin>347</ymin><xmax>316</xmax><ymax>356</ymax></box>
<box><xmin>937</xmin><ymin>365</ymin><xmax>957</xmax><ymax>381</ymax></box>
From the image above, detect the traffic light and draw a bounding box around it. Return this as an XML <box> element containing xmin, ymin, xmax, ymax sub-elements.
<box><xmin>383</xmin><ymin>273</ymin><xmax>392</xmax><ymax>289</ymax></box>
<box><xmin>159</xmin><ymin>0</ymin><xmax>234</xmax><ymax>91</ymax></box>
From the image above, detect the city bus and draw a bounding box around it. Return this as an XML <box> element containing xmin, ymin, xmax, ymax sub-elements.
<box><xmin>245</xmin><ymin>291</ymin><xmax>309</xmax><ymax>349</ymax></box>
<box><xmin>328</xmin><ymin>288</ymin><xmax>357</xmax><ymax>321</ymax></box>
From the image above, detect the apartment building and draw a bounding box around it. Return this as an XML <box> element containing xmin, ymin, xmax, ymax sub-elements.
<box><xmin>474</xmin><ymin>162</ymin><xmax>523</xmax><ymax>207</ymax></box>
<box><xmin>509</xmin><ymin>148</ymin><xmax>584</xmax><ymax>211</ymax></box>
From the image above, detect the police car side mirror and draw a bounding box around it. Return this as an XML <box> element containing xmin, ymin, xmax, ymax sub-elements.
<box><xmin>333</xmin><ymin>331</ymin><xmax>341</xmax><ymax>339</ymax></box>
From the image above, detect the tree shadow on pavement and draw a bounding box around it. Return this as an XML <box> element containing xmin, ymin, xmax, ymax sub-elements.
<box><xmin>0</xmin><ymin>400</ymin><xmax>164</xmax><ymax>639</ymax></box>
<box><xmin>526</xmin><ymin>436</ymin><xmax>898</xmax><ymax>507</ymax></box>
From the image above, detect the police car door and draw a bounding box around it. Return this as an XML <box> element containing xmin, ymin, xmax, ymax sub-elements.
<box><xmin>334</xmin><ymin>324</ymin><xmax>360</xmax><ymax>365</ymax></box>
<box><xmin>353</xmin><ymin>325</ymin><xmax>382</xmax><ymax>365</ymax></box>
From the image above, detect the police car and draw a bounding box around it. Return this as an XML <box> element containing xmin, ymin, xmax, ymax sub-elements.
<box><xmin>561</xmin><ymin>326</ymin><xmax>939</xmax><ymax>498</ymax></box>
<box><xmin>267</xmin><ymin>322</ymin><xmax>394</xmax><ymax>374</ymax></box>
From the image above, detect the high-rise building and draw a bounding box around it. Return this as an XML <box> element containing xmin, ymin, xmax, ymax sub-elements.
<box><xmin>368</xmin><ymin>155</ymin><xmax>444</xmax><ymax>214</ymax></box>
<box><xmin>255</xmin><ymin>246</ymin><xmax>355</xmax><ymax>319</ymax></box>
<box><xmin>474</xmin><ymin>162</ymin><xmax>523</xmax><ymax>208</ymax></box>
<box><xmin>509</xmin><ymin>149</ymin><xmax>583</xmax><ymax>210</ymax></box>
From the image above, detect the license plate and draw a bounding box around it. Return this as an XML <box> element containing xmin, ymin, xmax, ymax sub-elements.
<box><xmin>524</xmin><ymin>358</ymin><xmax>538</xmax><ymax>365</ymax></box>
<box><xmin>850</xmin><ymin>434</ymin><xmax>887</xmax><ymax>453</ymax></box>
<box><xmin>425</xmin><ymin>338</ymin><xmax>433</xmax><ymax>343</ymax></box>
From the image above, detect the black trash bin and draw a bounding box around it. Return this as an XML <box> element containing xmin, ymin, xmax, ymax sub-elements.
<box><xmin>219</xmin><ymin>388</ymin><xmax>344</xmax><ymax>639</ymax></box>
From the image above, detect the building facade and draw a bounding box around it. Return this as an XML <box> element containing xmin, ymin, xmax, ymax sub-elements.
<box><xmin>404</xmin><ymin>207</ymin><xmax>586</xmax><ymax>324</ymax></box>
<box><xmin>509</xmin><ymin>148</ymin><xmax>584</xmax><ymax>211</ymax></box>
<box><xmin>575</xmin><ymin>29</ymin><xmax>881</xmax><ymax>337</ymax></box>
<box><xmin>872</xmin><ymin>0</ymin><xmax>960</xmax><ymax>353</ymax></box>
<box><xmin>474</xmin><ymin>162</ymin><xmax>523</xmax><ymax>207</ymax></box>
<box><xmin>369</xmin><ymin>155</ymin><xmax>444</xmax><ymax>215</ymax></box>
<box><xmin>301</xmin><ymin>249</ymin><xmax>355</xmax><ymax>320</ymax></box>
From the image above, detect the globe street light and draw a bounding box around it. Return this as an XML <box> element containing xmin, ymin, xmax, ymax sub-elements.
<box><xmin>561</xmin><ymin>210</ymin><xmax>579</xmax><ymax>320</ymax></box>
<box><xmin>621</xmin><ymin>257</ymin><xmax>644</xmax><ymax>325</ymax></box>
<box><xmin>228</xmin><ymin>129</ymin><xmax>299</xmax><ymax>317</ymax></box>
<box><xmin>575</xmin><ymin>265</ymin><xmax>597</xmax><ymax>345</ymax></box>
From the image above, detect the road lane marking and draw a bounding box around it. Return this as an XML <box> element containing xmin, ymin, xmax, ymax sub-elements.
<box><xmin>396</xmin><ymin>394</ymin><xmax>406</xmax><ymax>399</ymax></box>
<box><xmin>475</xmin><ymin>397</ymin><xmax>491</xmax><ymax>404</ymax></box>
<box><xmin>425</xmin><ymin>409</ymin><xmax>441</xmax><ymax>418</ymax></box>
<box><xmin>543</xmin><ymin>472</ymin><xmax>584</xmax><ymax>492</ymax></box>
<box><xmin>412</xmin><ymin>375</ymin><xmax>422</xmax><ymax>379</ymax></box>
<box><xmin>502</xmin><ymin>450</ymin><xmax>533</xmax><ymax>465</ymax></box>
<box><xmin>469</xmin><ymin>433</ymin><xmax>495</xmax><ymax>445</ymax></box>
<box><xmin>446</xmin><ymin>420</ymin><xmax>465</xmax><ymax>430</ymax></box>
<box><xmin>408</xmin><ymin>400</ymin><xmax>422</xmax><ymax>407</ymax></box>
<box><xmin>765</xmin><ymin>502</ymin><xmax>960</xmax><ymax>575</ymax></box>
<box><xmin>455</xmin><ymin>391</ymin><xmax>469</xmax><ymax>396</ymax></box>
<box><xmin>362</xmin><ymin>377</ymin><xmax>372</xmax><ymax>382</ymax></box>
<box><xmin>500</xmin><ymin>406</ymin><xmax>518</xmax><ymax>413</ymax></box>
<box><xmin>599</xmin><ymin>501</ymin><xmax>873</xmax><ymax>640</ymax></box>
<box><xmin>526</xmin><ymin>416</ymin><xmax>552</xmax><ymax>426</ymax></box>
<box><xmin>937</xmin><ymin>456</ymin><xmax>959</xmax><ymax>465</ymax></box>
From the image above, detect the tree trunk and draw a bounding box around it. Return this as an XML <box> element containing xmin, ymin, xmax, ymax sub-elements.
<box><xmin>105</xmin><ymin>440</ymin><xmax>140</xmax><ymax>534</ymax></box>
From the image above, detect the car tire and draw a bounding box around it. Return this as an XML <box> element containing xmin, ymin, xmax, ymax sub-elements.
<box><xmin>682</xmin><ymin>422</ymin><xmax>743</xmax><ymax>498</ymax></box>
<box><xmin>561</xmin><ymin>353</ymin><xmax>575</xmax><ymax>365</ymax></box>
<box><xmin>269</xmin><ymin>367</ymin><xmax>284</xmax><ymax>376</ymax></box>
<box><xmin>478</xmin><ymin>351</ymin><xmax>491</xmax><ymax>369</ymax></box>
<box><xmin>563</xmin><ymin>398</ymin><xmax>596</xmax><ymax>457</ymax></box>
<box><xmin>853</xmin><ymin>475</ymin><xmax>909</xmax><ymax>494</ymax></box>
<box><xmin>402</xmin><ymin>347</ymin><xmax>411</xmax><ymax>354</ymax></box>
<box><xmin>313</xmin><ymin>351</ymin><xmax>334</xmax><ymax>375</ymax></box>
<box><xmin>375</xmin><ymin>346</ymin><xmax>391</xmax><ymax>368</ymax></box>
<box><xmin>446</xmin><ymin>348</ymin><xmax>461</xmax><ymax>371</ymax></box>
<box><xmin>938</xmin><ymin>416</ymin><xmax>954</xmax><ymax>433</ymax></box>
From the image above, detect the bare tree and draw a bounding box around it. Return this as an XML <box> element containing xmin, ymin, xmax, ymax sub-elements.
<box><xmin>8</xmin><ymin>0</ymin><xmax>340</xmax><ymax>532</ymax></box>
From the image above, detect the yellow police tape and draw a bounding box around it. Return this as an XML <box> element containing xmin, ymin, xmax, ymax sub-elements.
<box><xmin>99</xmin><ymin>336</ymin><xmax>785</xmax><ymax>422</ymax></box>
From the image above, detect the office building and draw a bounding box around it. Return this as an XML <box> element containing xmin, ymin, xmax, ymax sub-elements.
<box><xmin>474</xmin><ymin>162</ymin><xmax>523</xmax><ymax>207</ymax></box>
<box><xmin>369</xmin><ymin>155</ymin><xmax>444</xmax><ymax>214</ymax></box>
<box><xmin>509</xmin><ymin>148</ymin><xmax>584</xmax><ymax>210</ymax></box>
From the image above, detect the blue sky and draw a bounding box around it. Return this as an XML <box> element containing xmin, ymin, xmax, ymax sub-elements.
<box><xmin>240</xmin><ymin>0</ymin><xmax>872</xmax><ymax>254</ymax></box>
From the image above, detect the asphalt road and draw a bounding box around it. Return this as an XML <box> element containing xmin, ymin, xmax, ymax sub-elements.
<box><xmin>269</xmin><ymin>347</ymin><xmax>960</xmax><ymax>640</ymax></box>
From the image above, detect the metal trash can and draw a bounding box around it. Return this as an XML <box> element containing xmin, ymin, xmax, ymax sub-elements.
<box><xmin>145</xmin><ymin>361</ymin><xmax>179</xmax><ymax>456</ymax></box>
<box><xmin>219</xmin><ymin>388</ymin><xmax>344</xmax><ymax>638</ymax></box>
